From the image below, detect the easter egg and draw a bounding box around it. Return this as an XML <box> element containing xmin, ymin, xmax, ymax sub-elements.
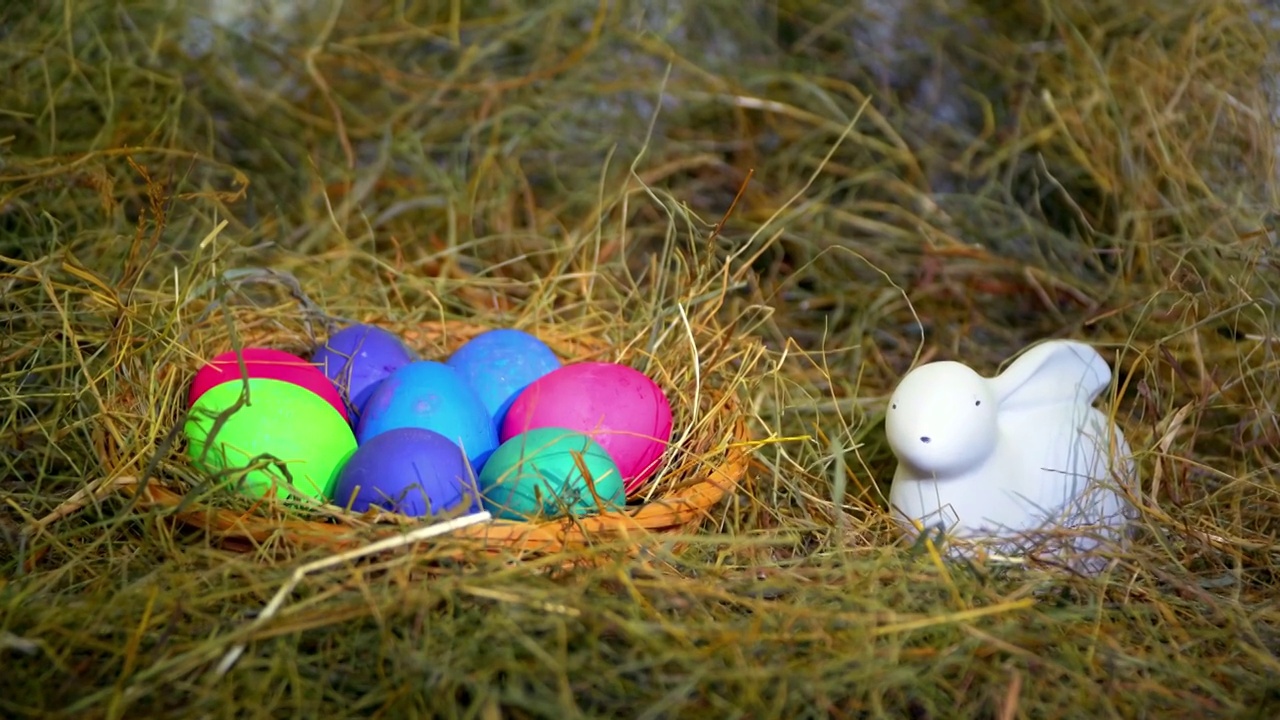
<box><xmin>331</xmin><ymin>427</ymin><xmax>479</xmax><ymax>517</ymax></box>
<box><xmin>311</xmin><ymin>324</ymin><xmax>419</xmax><ymax>420</ymax></box>
<box><xmin>184</xmin><ymin>377</ymin><xmax>357</xmax><ymax>500</ymax></box>
<box><xmin>188</xmin><ymin>347</ymin><xmax>349</xmax><ymax>422</ymax></box>
<box><xmin>356</xmin><ymin>361</ymin><xmax>499</xmax><ymax>470</ymax></box>
<box><xmin>446</xmin><ymin>328</ymin><xmax>562</xmax><ymax>428</ymax></box>
<box><xmin>501</xmin><ymin>361</ymin><xmax>673</xmax><ymax>493</ymax></box>
<box><xmin>478</xmin><ymin>427</ymin><xmax>624</xmax><ymax>521</ymax></box>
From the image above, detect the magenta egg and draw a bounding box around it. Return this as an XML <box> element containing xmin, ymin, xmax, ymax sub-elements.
<box><xmin>188</xmin><ymin>347</ymin><xmax>349</xmax><ymax>422</ymax></box>
<box><xmin>500</xmin><ymin>361</ymin><xmax>673</xmax><ymax>493</ymax></box>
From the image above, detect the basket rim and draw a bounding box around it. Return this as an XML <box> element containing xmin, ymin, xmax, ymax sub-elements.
<box><xmin>114</xmin><ymin>317</ymin><xmax>755</xmax><ymax>556</ymax></box>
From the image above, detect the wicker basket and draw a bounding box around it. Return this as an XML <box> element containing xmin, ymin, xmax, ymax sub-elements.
<box><xmin>116</xmin><ymin>315</ymin><xmax>752</xmax><ymax>557</ymax></box>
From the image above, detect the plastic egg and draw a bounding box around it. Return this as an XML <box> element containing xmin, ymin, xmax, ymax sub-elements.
<box><xmin>356</xmin><ymin>361</ymin><xmax>499</xmax><ymax>470</ymax></box>
<box><xmin>188</xmin><ymin>347</ymin><xmax>349</xmax><ymax>422</ymax></box>
<box><xmin>446</xmin><ymin>328</ymin><xmax>562</xmax><ymax>429</ymax></box>
<box><xmin>311</xmin><ymin>324</ymin><xmax>419</xmax><ymax>421</ymax></box>
<box><xmin>478</xmin><ymin>427</ymin><xmax>624</xmax><ymax>521</ymax></box>
<box><xmin>184</xmin><ymin>377</ymin><xmax>357</xmax><ymax>500</ymax></box>
<box><xmin>501</xmin><ymin>361</ymin><xmax>673</xmax><ymax>493</ymax></box>
<box><xmin>331</xmin><ymin>427</ymin><xmax>479</xmax><ymax>517</ymax></box>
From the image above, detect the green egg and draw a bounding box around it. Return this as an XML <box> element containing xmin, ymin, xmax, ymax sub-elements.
<box><xmin>184</xmin><ymin>377</ymin><xmax>358</xmax><ymax>501</ymax></box>
<box><xmin>478</xmin><ymin>427</ymin><xmax>625</xmax><ymax>521</ymax></box>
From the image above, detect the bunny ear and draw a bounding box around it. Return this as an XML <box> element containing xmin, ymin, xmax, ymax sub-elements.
<box><xmin>989</xmin><ymin>340</ymin><xmax>1113</xmax><ymax>411</ymax></box>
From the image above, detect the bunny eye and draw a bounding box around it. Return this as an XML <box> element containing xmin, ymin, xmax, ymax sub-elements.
<box><xmin>974</xmin><ymin>400</ymin><xmax>981</xmax><ymax>406</ymax></box>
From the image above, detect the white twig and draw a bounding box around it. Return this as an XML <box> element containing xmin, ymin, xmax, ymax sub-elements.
<box><xmin>213</xmin><ymin>510</ymin><xmax>493</xmax><ymax>678</ymax></box>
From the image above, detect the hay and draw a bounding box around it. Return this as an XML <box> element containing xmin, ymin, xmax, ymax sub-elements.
<box><xmin>3</xmin><ymin>0</ymin><xmax>1280</xmax><ymax>716</ymax></box>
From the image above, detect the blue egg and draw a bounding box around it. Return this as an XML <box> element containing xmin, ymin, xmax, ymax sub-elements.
<box><xmin>356</xmin><ymin>361</ymin><xmax>499</xmax><ymax>471</ymax></box>
<box><xmin>446</xmin><ymin>329</ymin><xmax>562</xmax><ymax>429</ymax></box>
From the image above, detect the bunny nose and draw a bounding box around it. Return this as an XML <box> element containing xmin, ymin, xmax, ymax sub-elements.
<box><xmin>920</xmin><ymin>436</ymin><xmax>931</xmax><ymax>444</ymax></box>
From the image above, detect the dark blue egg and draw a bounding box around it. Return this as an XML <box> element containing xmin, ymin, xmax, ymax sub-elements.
<box><xmin>331</xmin><ymin>427</ymin><xmax>479</xmax><ymax>517</ymax></box>
<box><xmin>446</xmin><ymin>329</ymin><xmax>561</xmax><ymax>430</ymax></box>
<box><xmin>356</xmin><ymin>361</ymin><xmax>498</xmax><ymax>471</ymax></box>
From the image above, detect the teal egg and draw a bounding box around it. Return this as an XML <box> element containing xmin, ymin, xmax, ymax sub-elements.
<box><xmin>478</xmin><ymin>428</ymin><xmax>625</xmax><ymax>521</ymax></box>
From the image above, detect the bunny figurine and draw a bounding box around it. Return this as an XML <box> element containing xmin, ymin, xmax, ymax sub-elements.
<box><xmin>884</xmin><ymin>340</ymin><xmax>1137</xmax><ymax>568</ymax></box>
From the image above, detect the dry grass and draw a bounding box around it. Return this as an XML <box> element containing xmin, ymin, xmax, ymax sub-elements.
<box><xmin>3</xmin><ymin>0</ymin><xmax>1280</xmax><ymax>717</ymax></box>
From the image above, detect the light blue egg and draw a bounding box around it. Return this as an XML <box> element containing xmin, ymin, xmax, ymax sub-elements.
<box><xmin>446</xmin><ymin>329</ymin><xmax>562</xmax><ymax>429</ymax></box>
<box><xmin>356</xmin><ymin>361</ymin><xmax>498</xmax><ymax>471</ymax></box>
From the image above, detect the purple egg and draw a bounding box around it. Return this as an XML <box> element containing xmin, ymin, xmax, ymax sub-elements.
<box><xmin>331</xmin><ymin>427</ymin><xmax>479</xmax><ymax>517</ymax></box>
<box><xmin>311</xmin><ymin>324</ymin><xmax>418</xmax><ymax>421</ymax></box>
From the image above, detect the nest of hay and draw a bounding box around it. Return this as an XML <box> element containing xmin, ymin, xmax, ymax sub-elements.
<box><xmin>101</xmin><ymin>296</ymin><xmax>757</xmax><ymax>559</ymax></box>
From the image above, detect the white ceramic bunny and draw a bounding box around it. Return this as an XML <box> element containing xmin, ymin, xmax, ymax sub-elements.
<box><xmin>884</xmin><ymin>340</ymin><xmax>1137</xmax><ymax>568</ymax></box>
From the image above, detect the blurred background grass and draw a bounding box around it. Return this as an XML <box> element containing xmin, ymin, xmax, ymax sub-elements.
<box><xmin>3</xmin><ymin>0</ymin><xmax>1280</xmax><ymax>717</ymax></box>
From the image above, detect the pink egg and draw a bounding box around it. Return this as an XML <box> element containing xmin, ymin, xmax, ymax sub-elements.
<box><xmin>500</xmin><ymin>361</ymin><xmax>673</xmax><ymax>493</ymax></box>
<box><xmin>188</xmin><ymin>347</ymin><xmax>350</xmax><ymax>422</ymax></box>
